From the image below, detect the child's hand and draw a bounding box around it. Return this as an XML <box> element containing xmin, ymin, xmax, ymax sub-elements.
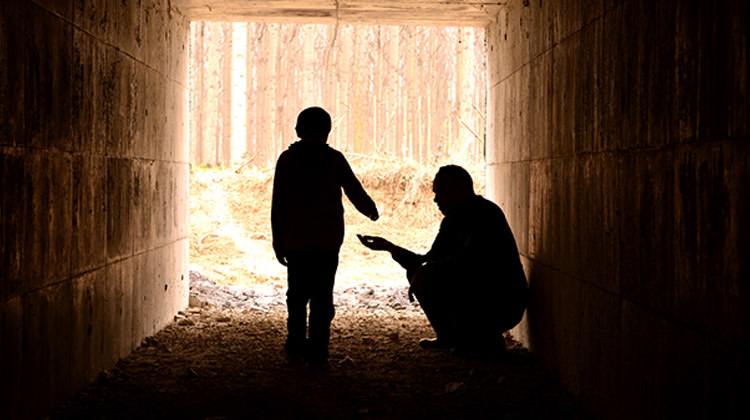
<box><xmin>357</xmin><ymin>234</ymin><xmax>392</xmax><ymax>252</ymax></box>
<box><xmin>273</xmin><ymin>247</ymin><xmax>288</xmax><ymax>266</ymax></box>
<box><xmin>366</xmin><ymin>208</ymin><xmax>379</xmax><ymax>221</ymax></box>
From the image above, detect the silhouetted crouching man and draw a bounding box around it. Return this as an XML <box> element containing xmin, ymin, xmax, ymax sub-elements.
<box><xmin>272</xmin><ymin>107</ymin><xmax>379</xmax><ymax>369</ymax></box>
<box><xmin>359</xmin><ymin>165</ymin><xmax>527</xmax><ymax>354</ymax></box>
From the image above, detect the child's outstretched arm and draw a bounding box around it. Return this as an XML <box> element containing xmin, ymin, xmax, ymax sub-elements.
<box><xmin>338</xmin><ymin>156</ymin><xmax>379</xmax><ymax>221</ymax></box>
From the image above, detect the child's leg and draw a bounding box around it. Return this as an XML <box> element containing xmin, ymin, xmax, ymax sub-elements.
<box><xmin>306</xmin><ymin>250</ymin><xmax>338</xmax><ymax>364</ymax></box>
<box><xmin>285</xmin><ymin>253</ymin><xmax>312</xmax><ymax>359</ymax></box>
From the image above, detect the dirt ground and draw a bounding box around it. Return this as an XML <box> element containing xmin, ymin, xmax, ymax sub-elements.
<box><xmin>53</xmin><ymin>160</ymin><xmax>594</xmax><ymax>419</ymax></box>
<box><xmin>53</xmin><ymin>307</ymin><xmax>593</xmax><ymax>420</ymax></box>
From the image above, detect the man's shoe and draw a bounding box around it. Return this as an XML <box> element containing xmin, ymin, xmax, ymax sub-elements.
<box><xmin>418</xmin><ymin>338</ymin><xmax>454</xmax><ymax>350</ymax></box>
<box><xmin>452</xmin><ymin>337</ymin><xmax>508</xmax><ymax>358</ymax></box>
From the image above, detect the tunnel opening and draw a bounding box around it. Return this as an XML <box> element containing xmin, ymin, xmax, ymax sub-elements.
<box><xmin>187</xmin><ymin>21</ymin><xmax>489</xmax><ymax>311</ymax></box>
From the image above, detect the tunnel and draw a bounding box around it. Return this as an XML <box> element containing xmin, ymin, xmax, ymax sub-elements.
<box><xmin>1</xmin><ymin>1</ymin><xmax>748</xmax><ymax>419</ymax></box>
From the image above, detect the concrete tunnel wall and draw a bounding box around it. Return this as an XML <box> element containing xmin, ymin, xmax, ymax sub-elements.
<box><xmin>0</xmin><ymin>1</ymin><xmax>190</xmax><ymax>418</ymax></box>
<box><xmin>486</xmin><ymin>1</ymin><xmax>748</xmax><ymax>419</ymax></box>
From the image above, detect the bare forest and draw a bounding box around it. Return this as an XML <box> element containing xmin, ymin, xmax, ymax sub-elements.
<box><xmin>188</xmin><ymin>22</ymin><xmax>487</xmax><ymax>168</ymax></box>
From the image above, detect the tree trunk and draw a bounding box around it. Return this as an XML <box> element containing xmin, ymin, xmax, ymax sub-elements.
<box><xmin>220</xmin><ymin>22</ymin><xmax>233</xmax><ymax>166</ymax></box>
<box><xmin>255</xmin><ymin>24</ymin><xmax>276</xmax><ymax>168</ymax></box>
<box><xmin>373</xmin><ymin>27</ymin><xmax>382</xmax><ymax>150</ymax></box>
<box><xmin>386</xmin><ymin>26</ymin><xmax>399</xmax><ymax>157</ymax></box>
<box><xmin>324</xmin><ymin>24</ymin><xmax>338</xmax><ymax>144</ymax></box>
<box><xmin>206</xmin><ymin>23</ymin><xmax>221</xmax><ymax>166</ymax></box>
<box><xmin>302</xmin><ymin>25</ymin><xmax>314</xmax><ymax>108</ymax></box>
<box><xmin>340</xmin><ymin>25</ymin><xmax>353</xmax><ymax>152</ymax></box>
<box><xmin>245</xmin><ymin>23</ymin><xmax>257</xmax><ymax>162</ymax></box>
<box><xmin>456</xmin><ymin>27</ymin><xmax>473</xmax><ymax>162</ymax></box>
<box><xmin>352</xmin><ymin>26</ymin><xmax>367</xmax><ymax>154</ymax></box>
<box><xmin>405</xmin><ymin>26</ymin><xmax>417</xmax><ymax>160</ymax></box>
<box><xmin>190</xmin><ymin>22</ymin><xmax>205</xmax><ymax>165</ymax></box>
<box><xmin>275</xmin><ymin>24</ymin><xmax>288</xmax><ymax>157</ymax></box>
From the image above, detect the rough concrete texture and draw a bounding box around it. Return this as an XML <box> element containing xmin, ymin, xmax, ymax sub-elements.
<box><xmin>0</xmin><ymin>1</ymin><xmax>190</xmax><ymax>419</ymax></box>
<box><xmin>172</xmin><ymin>0</ymin><xmax>503</xmax><ymax>26</ymax></box>
<box><xmin>487</xmin><ymin>1</ymin><xmax>749</xmax><ymax>419</ymax></box>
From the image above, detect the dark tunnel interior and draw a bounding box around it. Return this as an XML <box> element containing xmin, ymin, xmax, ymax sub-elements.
<box><xmin>1</xmin><ymin>1</ymin><xmax>748</xmax><ymax>419</ymax></box>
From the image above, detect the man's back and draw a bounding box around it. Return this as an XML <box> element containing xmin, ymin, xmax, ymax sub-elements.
<box><xmin>427</xmin><ymin>195</ymin><xmax>527</xmax><ymax>330</ymax></box>
<box><xmin>428</xmin><ymin>195</ymin><xmax>523</xmax><ymax>274</ymax></box>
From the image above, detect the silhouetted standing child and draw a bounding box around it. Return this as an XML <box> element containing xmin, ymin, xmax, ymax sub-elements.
<box><xmin>272</xmin><ymin>107</ymin><xmax>379</xmax><ymax>368</ymax></box>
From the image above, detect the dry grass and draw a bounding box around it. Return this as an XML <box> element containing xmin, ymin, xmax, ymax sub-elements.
<box><xmin>189</xmin><ymin>156</ymin><xmax>485</xmax><ymax>291</ymax></box>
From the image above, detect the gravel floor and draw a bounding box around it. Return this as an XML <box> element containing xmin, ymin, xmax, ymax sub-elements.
<box><xmin>52</xmin><ymin>271</ymin><xmax>596</xmax><ymax>420</ymax></box>
<box><xmin>190</xmin><ymin>270</ymin><xmax>420</xmax><ymax>312</ymax></box>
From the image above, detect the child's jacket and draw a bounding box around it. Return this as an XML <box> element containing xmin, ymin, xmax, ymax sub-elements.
<box><xmin>271</xmin><ymin>141</ymin><xmax>377</xmax><ymax>253</ymax></box>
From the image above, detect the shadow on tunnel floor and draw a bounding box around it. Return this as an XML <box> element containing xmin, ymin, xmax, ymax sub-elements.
<box><xmin>52</xmin><ymin>307</ymin><xmax>595</xmax><ymax>420</ymax></box>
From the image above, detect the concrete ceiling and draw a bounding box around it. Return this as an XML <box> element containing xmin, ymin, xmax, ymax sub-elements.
<box><xmin>171</xmin><ymin>1</ymin><xmax>504</xmax><ymax>27</ymax></box>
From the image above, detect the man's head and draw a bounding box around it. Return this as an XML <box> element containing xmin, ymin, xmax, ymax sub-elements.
<box><xmin>295</xmin><ymin>107</ymin><xmax>332</xmax><ymax>143</ymax></box>
<box><xmin>432</xmin><ymin>165</ymin><xmax>475</xmax><ymax>216</ymax></box>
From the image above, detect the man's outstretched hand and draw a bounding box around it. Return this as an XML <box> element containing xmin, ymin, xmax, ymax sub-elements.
<box><xmin>357</xmin><ymin>234</ymin><xmax>393</xmax><ymax>252</ymax></box>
